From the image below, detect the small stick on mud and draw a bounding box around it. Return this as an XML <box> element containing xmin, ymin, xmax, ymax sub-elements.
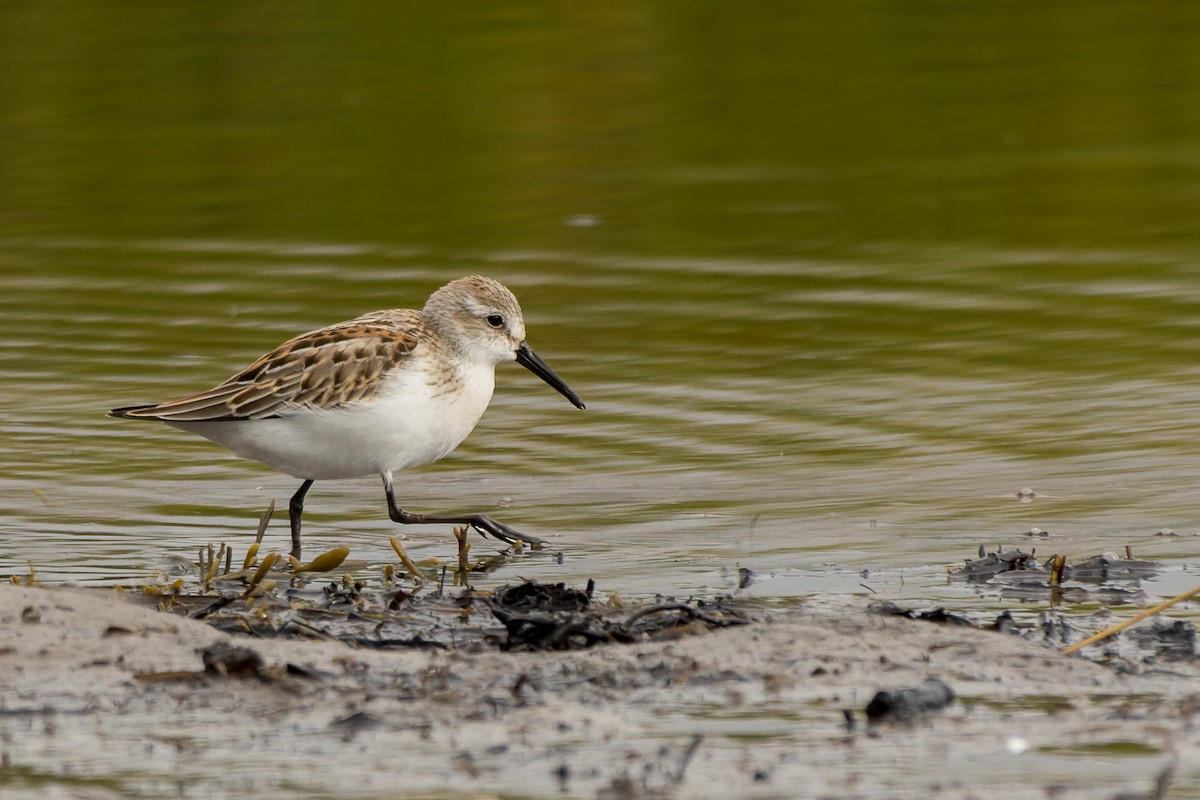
<box><xmin>623</xmin><ymin>602</ymin><xmax>739</xmax><ymax>631</ymax></box>
<box><xmin>242</xmin><ymin>552</ymin><xmax>280</xmax><ymax>599</ymax></box>
<box><xmin>388</xmin><ymin>536</ymin><xmax>425</xmax><ymax>585</ymax></box>
<box><xmin>255</xmin><ymin>500</ymin><xmax>275</xmax><ymax>546</ymax></box>
<box><xmin>201</xmin><ymin>543</ymin><xmax>224</xmax><ymax>587</ymax></box>
<box><xmin>1049</xmin><ymin>553</ymin><xmax>1066</xmax><ymax>586</ymax></box>
<box><xmin>1062</xmin><ymin>584</ymin><xmax>1200</xmax><ymax>654</ymax></box>
<box><xmin>453</xmin><ymin>525</ymin><xmax>471</xmax><ymax>585</ymax></box>
<box><xmin>673</xmin><ymin>734</ymin><xmax>704</xmax><ymax>785</ymax></box>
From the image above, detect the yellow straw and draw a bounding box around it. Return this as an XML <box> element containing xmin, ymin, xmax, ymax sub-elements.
<box><xmin>1062</xmin><ymin>584</ymin><xmax>1200</xmax><ymax>655</ymax></box>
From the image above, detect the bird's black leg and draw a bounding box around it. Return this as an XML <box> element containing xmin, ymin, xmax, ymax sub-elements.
<box><xmin>381</xmin><ymin>473</ymin><xmax>545</xmax><ymax>546</ymax></box>
<box><xmin>288</xmin><ymin>479</ymin><xmax>315</xmax><ymax>560</ymax></box>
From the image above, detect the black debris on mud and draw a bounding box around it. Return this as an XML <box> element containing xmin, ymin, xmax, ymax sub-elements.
<box><xmin>200</xmin><ymin>641</ymin><xmax>265</xmax><ymax>677</ymax></box>
<box><xmin>952</xmin><ymin>546</ymin><xmax>1160</xmax><ymax>588</ymax></box>
<box><xmin>487</xmin><ymin>580</ymin><xmax>747</xmax><ymax>651</ymax></box>
<box><xmin>121</xmin><ymin>515</ymin><xmax>754</xmax><ymax>654</ymax></box>
<box><xmin>880</xmin><ymin>545</ymin><xmax>1195</xmax><ymax>664</ymax></box>
<box><xmin>949</xmin><ymin>546</ymin><xmax>1160</xmax><ymax>605</ymax></box>
<box><xmin>142</xmin><ymin>576</ymin><xmax>749</xmax><ymax>653</ymax></box>
<box><xmin>864</xmin><ymin>676</ymin><xmax>957</xmax><ymax>723</ymax></box>
<box><xmin>1128</xmin><ymin>619</ymin><xmax>1197</xmax><ymax>660</ymax></box>
<box><xmin>125</xmin><ymin>532</ymin><xmax>1188</xmax><ymax>669</ymax></box>
<box><xmin>869</xmin><ymin>600</ymin><xmax>989</xmax><ymax>629</ymax></box>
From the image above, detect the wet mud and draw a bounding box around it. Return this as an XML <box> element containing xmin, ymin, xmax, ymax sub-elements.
<box><xmin>3</xmin><ymin>547</ymin><xmax>1199</xmax><ymax>800</ymax></box>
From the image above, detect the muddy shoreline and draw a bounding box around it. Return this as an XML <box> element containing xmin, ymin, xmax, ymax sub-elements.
<box><xmin>1</xmin><ymin>583</ymin><xmax>1196</xmax><ymax>799</ymax></box>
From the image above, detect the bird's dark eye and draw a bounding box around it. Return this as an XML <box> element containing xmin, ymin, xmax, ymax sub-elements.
<box><xmin>486</xmin><ymin>314</ymin><xmax>504</xmax><ymax>328</ymax></box>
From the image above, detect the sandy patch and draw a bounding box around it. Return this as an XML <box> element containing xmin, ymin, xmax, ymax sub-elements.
<box><xmin>0</xmin><ymin>584</ymin><xmax>1195</xmax><ymax>799</ymax></box>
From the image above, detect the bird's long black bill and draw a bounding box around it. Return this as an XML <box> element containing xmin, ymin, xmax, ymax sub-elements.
<box><xmin>516</xmin><ymin>342</ymin><xmax>585</xmax><ymax>409</ymax></box>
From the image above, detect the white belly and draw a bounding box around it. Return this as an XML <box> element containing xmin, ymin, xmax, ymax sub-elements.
<box><xmin>167</xmin><ymin>364</ymin><xmax>495</xmax><ymax>480</ymax></box>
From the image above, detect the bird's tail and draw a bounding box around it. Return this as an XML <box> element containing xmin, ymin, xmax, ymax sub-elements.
<box><xmin>108</xmin><ymin>404</ymin><xmax>162</xmax><ymax>419</ymax></box>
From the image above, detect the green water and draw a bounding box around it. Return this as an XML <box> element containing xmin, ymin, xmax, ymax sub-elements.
<box><xmin>3</xmin><ymin>1</ymin><xmax>1200</xmax><ymax>592</ymax></box>
<box><xmin>4</xmin><ymin>2</ymin><xmax>1200</xmax><ymax>593</ymax></box>
<box><xmin>3</xmin><ymin>2</ymin><xmax>1200</xmax><ymax>798</ymax></box>
<box><xmin>6</xmin><ymin>2</ymin><xmax>1200</xmax><ymax>252</ymax></box>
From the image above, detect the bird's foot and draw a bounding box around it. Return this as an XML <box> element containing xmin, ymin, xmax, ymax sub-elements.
<box><xmin>470</xmin><ymin>515</ymin><xmax>546</xmax><ymax>547</ymax></box>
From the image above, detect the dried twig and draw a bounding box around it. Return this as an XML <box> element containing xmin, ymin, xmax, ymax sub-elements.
<box><xmin>1062</xmin><ymin>584</ymin><xmax>1200</xmax><ymax>655</ymax></box>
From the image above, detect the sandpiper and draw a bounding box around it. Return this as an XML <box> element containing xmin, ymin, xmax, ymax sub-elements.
<box><xmin>110</xmin><ymin>275</ymin><xmax>585</xmax><ymax>558</ymax></box>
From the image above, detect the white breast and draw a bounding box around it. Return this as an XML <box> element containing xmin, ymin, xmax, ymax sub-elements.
<box><xmin>168</xmin><ymin>358</ymin><xmax>497</xmax><ymax>480</ymax></box>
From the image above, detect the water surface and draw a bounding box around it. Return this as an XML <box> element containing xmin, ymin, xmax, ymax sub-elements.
<box><xmin>3</xmin><ymin>1</ymin><xmax>1200</xmax><ymax>638</ymax></box>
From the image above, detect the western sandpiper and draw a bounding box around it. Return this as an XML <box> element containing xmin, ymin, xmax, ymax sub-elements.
<box><xmin>110</xmin><ymin>275</ymin><xmax>585</xmax><ymax>558</ymax></box>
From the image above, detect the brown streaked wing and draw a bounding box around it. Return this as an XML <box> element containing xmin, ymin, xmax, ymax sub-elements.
<box><xmin>133</xmin><ymin>321</ymin><xmax>420</xmax><ymax>421</ymax></box>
